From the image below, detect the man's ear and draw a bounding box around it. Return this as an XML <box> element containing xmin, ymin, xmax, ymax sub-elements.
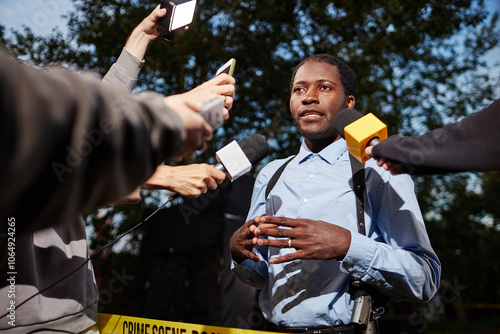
<box><xmin>346</xmin><ymin>95</ymin><xmax>355</xmax><ymax>109</ymax></box>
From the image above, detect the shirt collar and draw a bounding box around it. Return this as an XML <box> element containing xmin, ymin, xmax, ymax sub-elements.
<box><xmin>297</xmin><ymin>139</ymin><xmax>348</xmax><ymax>165</ymax></box>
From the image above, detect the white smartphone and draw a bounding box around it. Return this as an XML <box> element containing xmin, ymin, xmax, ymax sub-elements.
<box><xmin>200</xmin><ymin>97</ymin><xmax>224</xmax><ymax>129</ymax></box>
<box><xmin>216</xmin><ymin>58</ymin><xmax>236</xmax><ymax>76</ymax></box>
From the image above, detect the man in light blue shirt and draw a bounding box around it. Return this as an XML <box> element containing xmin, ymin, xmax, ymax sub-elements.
<box><xmin>229</xmin><ymin>54</ymin><xmax>441</xmax><ymax>332</ymax></box>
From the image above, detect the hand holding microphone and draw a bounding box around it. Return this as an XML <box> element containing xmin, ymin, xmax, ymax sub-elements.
<box><xmin>162</xmin><ymin>133</ymin><xmax>269</xmax><ymax>200</ymax></box>
<box><xmin>365</xmin><ymin>146</ymin><xmax>400</xmax><ymax>175</ymax></box>
<box><xmin>334</xmin><ymin>109</ymin><xmax>387</xmax><ymax>163</ymax></box>
<box><xmin>334</xmin><ymin>109</ymin><xmax>403</xmax><ymax>174</ymax></box>
<box><xmin>334</xmin><ymin>107</ymin><xmax>500</xmax><ymax>175</ymax></box>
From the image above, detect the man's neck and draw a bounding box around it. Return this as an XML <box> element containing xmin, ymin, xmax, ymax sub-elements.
<box><xmin>305</xmin><ymin>135</ymin><xmax>342</xmax><ymax>153</ymax></box>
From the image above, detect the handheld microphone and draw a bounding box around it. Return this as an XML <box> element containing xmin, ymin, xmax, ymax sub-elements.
<box><xmin>171</xmin><ymin>133</ymin><xmax>269</xmax><ymax>200</ymax></box>
<box><xmin>334</xmin><ymin>109</ymin><xmax>387</xmax><ymax>163</ymax></box>
<box><xmin>215</xmin><ymin>133</ymin><xmax>270</xmax><ymax>181</ymax></box>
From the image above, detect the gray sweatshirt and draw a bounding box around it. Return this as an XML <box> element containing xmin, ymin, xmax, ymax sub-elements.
<box><xmin>0</xmin><ymin>49</ymin><xmax>182</xmax><ymax>333</ymax></box>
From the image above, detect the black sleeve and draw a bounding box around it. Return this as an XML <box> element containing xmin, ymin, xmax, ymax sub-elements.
<box><xmin>371</xmin><ymin>100</ymin><xmax>500</xmax><ymax>175</ymax></box>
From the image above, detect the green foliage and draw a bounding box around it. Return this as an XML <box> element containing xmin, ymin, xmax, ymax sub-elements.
<box><xmin>4</xmin><ymin>0</ymin><xmax>500</xmax><ymax>323</ymax></box>
<box><xmin>424</xmin><ymin>174</ymin><xmax>500</xmax><ymax>303</ymax></box>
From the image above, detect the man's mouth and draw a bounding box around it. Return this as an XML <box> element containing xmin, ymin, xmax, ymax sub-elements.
<box><xmin>300</xmin><ymin>110</ymin><xmax>323</xmax><ymax>118</ymax></box>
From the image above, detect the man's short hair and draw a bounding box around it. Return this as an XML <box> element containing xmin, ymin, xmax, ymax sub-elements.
<box><xmin>290</xmin><ymin>54</ymin><xmax>356</xmax><ymax>97</ymax></box>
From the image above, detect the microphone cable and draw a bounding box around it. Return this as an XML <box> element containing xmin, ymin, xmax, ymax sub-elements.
<box><xmin>0</xmin><ymin>193</ymin><xmax>179</xmax><ymax>319</ymax></box>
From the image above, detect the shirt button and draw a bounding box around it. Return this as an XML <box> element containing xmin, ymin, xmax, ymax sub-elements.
<box><xmin>348</xmin><ymin>266</ymin><xmax>354</xmax><ymax>272</ymax></box>
<box><xmin>295</xmin><ymin>260</ymin><xmax>300</xmax><ymax>264</ymax></box>
<box><xmin>291</xmin><ymin>290</ymin><xmax>296</xmax><ymax>296</ymax></box>
<box><xmin>303</xmin><ymin>198</ymin><xmax>308</xmax><ymax>203</ymax></box>
<box><xmin>309</xmin><ymin>174</ymin><xmax>314</xmax><ymax>179</ymax></box>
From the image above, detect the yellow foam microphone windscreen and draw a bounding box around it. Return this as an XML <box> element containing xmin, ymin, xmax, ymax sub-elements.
<box><xmin>334</xmin><ymin>109</ymin><xmax>387</xmax><ymax>163</ymax></box>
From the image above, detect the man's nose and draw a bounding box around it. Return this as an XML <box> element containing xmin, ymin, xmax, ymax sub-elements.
<box><xmin>302</xmin><ymin>89</ymin><xmax>318</xmax><ymax>104</ymax></box>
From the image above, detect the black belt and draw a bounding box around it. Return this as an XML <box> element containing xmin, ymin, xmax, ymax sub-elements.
<box><xmin>263</xmin><ymin>320</ymin><xmax>363</xmax><ymax>334</ymax></box>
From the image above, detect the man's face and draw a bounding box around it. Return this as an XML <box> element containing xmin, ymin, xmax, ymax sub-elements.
<box><xmin>290</xmin><ymin>60</ymin><xmax>354</xmax><ymax>146</ymax></box>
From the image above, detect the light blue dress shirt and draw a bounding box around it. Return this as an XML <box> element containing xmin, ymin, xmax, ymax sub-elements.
<box><xmin>232</xmin><ymin>139</ymin><xmax>441</xmax><ymax>327</ymax></box>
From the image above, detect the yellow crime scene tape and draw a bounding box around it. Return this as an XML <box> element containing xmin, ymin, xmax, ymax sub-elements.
<box><xmin>98</xmin><ymin>313</ymin><xmax>279</xmax><ymax>334</ymax></box>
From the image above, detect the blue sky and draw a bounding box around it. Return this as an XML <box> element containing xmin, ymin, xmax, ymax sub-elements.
<box><xmin>1</xmin><ymin>0</ymin><xmax>498</xmax><ymax>36</ymax></box>
<box><xmin>0</xmin><ymin>0</ymin><xmax>75</xmax><ymax>36</ymax></box>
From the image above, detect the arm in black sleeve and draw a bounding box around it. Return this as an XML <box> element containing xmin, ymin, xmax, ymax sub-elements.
<box><xmin>0</xmin><ymin>50</ymin><xmax>185</xmax><ymax>235</ymax></box>
<box><xmin>372</xmin><ymin>100</ymin><xmax>500</xmax><ymax>174</ymax></box>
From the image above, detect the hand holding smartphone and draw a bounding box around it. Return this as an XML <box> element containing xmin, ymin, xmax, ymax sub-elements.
<box><xmin>200</xmin><ymin>59</ymin><xmax>236</xmax><ymax>129</ymax></box>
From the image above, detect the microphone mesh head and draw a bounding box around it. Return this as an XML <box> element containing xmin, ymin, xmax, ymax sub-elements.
<box><xmin>238</xmin><ymin>134</ymin><xmax>270</xmax><ymax>165</ymax></box>
<box><xmin>334</xmin><ymin>109</ymin><xmax>363</xmax><ymax>139</ymax></box>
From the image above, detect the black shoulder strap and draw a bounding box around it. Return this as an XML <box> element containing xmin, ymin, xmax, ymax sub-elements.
<box><xmin>265</xmin><ymin>156</ymin><xmax>295</xmax><ymax>198</ymax></box>
<box><xmin>348</xmin><ymin>156</ymin><xmax>391</xmax><ymax>312</ymax></box>
<box><xmin>349</xmin><ymin>154</ymin><xmax>366</xmax><ymax>235</ymax></box>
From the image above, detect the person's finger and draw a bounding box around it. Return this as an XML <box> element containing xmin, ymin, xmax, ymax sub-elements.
<box><xmin>245</xmin><ymin>250</ymin><xmax>260</xmax><ymax>262</ymax></box>
<box><xmin>365</xmin><ymin>146</ymin><xmax>374</xmax><ymax>159</ymax></box>
<box><xmin>151</xmin><ymin>4</ymin><xmax>167</xmax><ymax>20</ymax></box>
<box><xmin>389</xmin><ymin>164</ymin><xmax>400</xmax><ymax>175</ymax></box>
<box><xmin>382</xmin><ymin>161</ymin><xmax>392</xmax><ymax>172</ymax></box>
<box><xmin>258</xmin><ymin>215</ymin><xmax>296</xmax><ymax>227</ymax></box>
<box><xmin>242</xmin><ymin>222</ymin><xmax>257</xmax><ymax>239</ymax></box>
<box><xmin>206</xmin><ymin>176</ymin><xmax>218</xmax><ymax>190</ymax></box>
<box><xmin>257</xmin><ymin>237</ymin><xmax>293</xmax><ymax>249</ymax></box>
<box><xmin>215</xmin><ymin>73</ymin><xmax>236</xmax><ymax>85</ymax></box>
<box><xmin>248</xmin><ymin>225</ymin><xmax>257</xmax><ymax>234</ymax></box>
<box><xmin>253</xmin><ymin>223</ymin><xmax>280</xmax><ymax>235</ymax></box>
<box><xmin>224</xmin><ymin>95</ymin><xmax>234</xmax><ymax>109</ymax></box>
<box><xmin>210</xmin><ymin>167</ymin><xmax>227</xmax><ymax>184</ymax></box>
<box><xmin>269</xmin><ymin>252</ymin><xmax>302</xmax><ymax>264</ymax></box>
<box><xmin>255</xmin><ymin>226</ymin><xmax>289</xmax><ymax>239</ymax></box>
<box><xmin>376</xmin><ymin>158</ymin><xmax>386</xmax><ymax>167</ymax></box>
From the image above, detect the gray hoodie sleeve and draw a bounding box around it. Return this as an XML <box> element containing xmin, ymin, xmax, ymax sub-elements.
<box><xmin>101</xmin><ymin>48</ymin><xmax>144</xmax><ymax>92</ymax></box>
<box><xmin>0</xmin><ymin>50</ymin><xmax>184</xmax><ymax>235</ymax></box>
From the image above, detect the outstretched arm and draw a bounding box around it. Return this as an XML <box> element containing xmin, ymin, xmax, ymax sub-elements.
<box><xmin>124</xmin><ymin>4</ymin><xmax>168</xmax><ymax>61</ymax></box>
<box><xmin>0</xmin><ymin>50</ymin><xmax>211</xmax><ymax>234</ymax></box>
<box><xmin>101</xmin><ymin>5</ymin><xmax>168</xmax><ymax>92</ymax></box>
<box><xmin>164</xmin><ymin>73</ymin><xmax>236</xmax><ymax>120</ymax></box>
<box><xmin>142</xmin><ymin>164</ymin><xmax>226</xmax><ymax>197</ymax></box>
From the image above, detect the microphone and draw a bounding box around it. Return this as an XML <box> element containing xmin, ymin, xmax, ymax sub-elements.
<box><xmin>215</xmin><ymin>133</ymin><xmax>270</xmax><ymax>181</ymax></box>
<box><xmin>334</xmin><ymin>109</ymin><xmax>387</xmax><ymax>163</ymax></box>
<box><xmin>171</xmin><ymin>133</ymin><xmax>269</xmax><ymax>200</ymax></box>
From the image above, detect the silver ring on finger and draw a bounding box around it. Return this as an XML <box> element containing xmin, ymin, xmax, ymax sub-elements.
<box><xmin>288</xmin><ymin>239</ymin><xmax>292</xmax><ymax>248</ymax></box>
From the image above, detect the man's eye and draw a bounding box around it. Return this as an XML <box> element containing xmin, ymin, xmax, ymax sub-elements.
<box><xmin>320</xmin><ymin>85</ymin><xmax>332</xmax><ymax>91</ymax></box>
<box><xmin>293</xmin><ymin>87</ymin><xmax>304</xmax><ymax>93</ymax></box>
